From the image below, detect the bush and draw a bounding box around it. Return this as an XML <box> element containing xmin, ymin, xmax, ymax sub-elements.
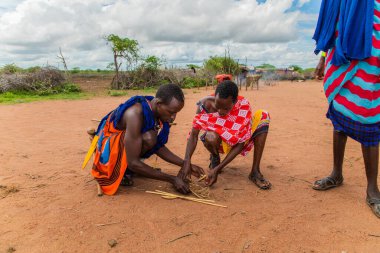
<box><xmin>70</xmin><ymin>67</ymin><xmax>81</xmax><ymax>74</ymax></box>
<box><xmin>0</xmin><ymin>64</ymin><xmax>23</xmax><ymax>74</ymax></box>
<box><xmin>182</xmin><ymin>76</ymin><xmax>206</xmax><ymax>89</ymax></box>
<box><xmin>0</xmin><ymin>67</ymin><xmax>80</xmax><ymax>94</ymax></box>
<box><xmin>203</xmin><ymin>56</ymin><xmax>239</xmax><ymax>75</ymax></box>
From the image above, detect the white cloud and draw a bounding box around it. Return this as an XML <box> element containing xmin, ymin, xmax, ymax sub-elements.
<box><xmin>0</xmin><ymin>0</ymin><xmax>319</xmax><ymax>69</ymax></box>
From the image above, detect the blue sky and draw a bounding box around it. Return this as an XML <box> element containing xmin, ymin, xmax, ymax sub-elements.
<box><xmin>0</xmin><ymin>0</ymin><xmax>322</xmax><ymax>70</ymax></box>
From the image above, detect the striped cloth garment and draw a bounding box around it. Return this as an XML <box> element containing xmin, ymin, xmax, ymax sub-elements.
<box><xmin>324</xmin><ymin>0</ymin><xmax>380</xmax><ymax>125</ymax></box>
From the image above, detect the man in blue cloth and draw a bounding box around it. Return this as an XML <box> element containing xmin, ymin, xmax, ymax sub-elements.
<box><xmin>90</xmin><ymin>84</ymin><xmax>204</xmax><ymax>195</ymax></box>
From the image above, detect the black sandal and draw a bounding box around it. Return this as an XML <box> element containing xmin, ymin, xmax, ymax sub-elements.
<box><xmin>366</xmin><ymin>197</ymin><xmax>380</xmax><ymax>218</ymax></box>
<box><xmin>312</xmin><ymin>176</ymin><xmax>343</xmax><ymax>191</ymax></box>
<box><xmin>209</xmin><ymin>154</ymin><xmax>220</xmax><ymax>169</ymax></box>
<box><xmin>249</xmin><ymin>174</ymin><xmax>272</xmax><ymax>190</ymax></box>
<box><xmin>120</xmin><ymin>174</ymin><xmax>134</xmax><ymax>186</ymax></box>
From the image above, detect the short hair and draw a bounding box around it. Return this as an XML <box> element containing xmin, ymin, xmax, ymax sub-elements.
<box><xmin>215</xmin><ymin>80</ymin><xmax>238</xmax><ymax>103</ymax></box>
<box><xmin>156</xmin><ymin>83</ymin><xmax>185</xmax><ymax>104</ymax></box>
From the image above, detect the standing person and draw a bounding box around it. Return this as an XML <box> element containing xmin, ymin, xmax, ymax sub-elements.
<box><xmin>178</xmin><ymin>80</ymin><xmax>271</xmax><ymax>189</ymax></box>
<box><xmin>88</xmin><ymin>84</ymin><xmax>203</xmax><ymax>195</ymax></box>
<box><xmin>312</xmin><ymin>0</ymin><xmax>380</xmax><ymax>218</ymax></box>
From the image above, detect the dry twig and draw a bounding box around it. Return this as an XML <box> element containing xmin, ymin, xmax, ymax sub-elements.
<box><xmin>166</xmin><ymin>232</ymin><xmax>193</xmax><ymax>244</ymax></box>
<box><xmin>95</xmin><ymin>221</ymin><xmax>121</xmax><ymax>227</ymax></box>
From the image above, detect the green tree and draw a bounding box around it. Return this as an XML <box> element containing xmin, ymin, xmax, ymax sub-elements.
<box><xmin>288</xmin><ymin>65</ymin><xmax>303</xmax><ymax>73</ymax></box>
<box><xmin>143</xmin><ymin>55</ymin><xmax>161</xmax><ymax>72</ymax></box>
<box><xmin>255</xmin><ymin>63</ymin><xmax>276</xmax><ymax>70</ymax></box>
<box><xmin>203</xmin><ymin>56</ymin><xmax>239</xmax><ymax>75</ymax></box>
<box><xmin>106</xmin><ymin>34</ymin><xmax>139</xmax><ymax>89</ymax></box>
<box><xmin>70</xmin><ymin>67</ymin><xmax>81</xmax><ymax>74</ymax></box>
<box><xmin>187</xmin><ymin>64</ymin><xmax>200</xmax><ymax>73</ymax></box>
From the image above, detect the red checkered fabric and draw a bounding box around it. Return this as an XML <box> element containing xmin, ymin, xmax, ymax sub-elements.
<box><xmin>193</xmin><ymin>96</ymin><xmax>252</xmax><ymax>147</ymax></box>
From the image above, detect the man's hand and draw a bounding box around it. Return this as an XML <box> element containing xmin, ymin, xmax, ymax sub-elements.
<box><xmin>205</xmin><ymin>169</ymin><xmax>219</xmax><ymax>186</ymax></box>
<box><xmin>172</xmin><ymin>176</ymin><xmax>190</xmax><ymax>194</ymax></box>
<box><xmin>178</xmin><ymin>161</ymin><xmax>191</xmax><ymax>181</ymax></box>
<box><xmin>190</xmin><ymin>164</ymin><xmax>205</xmax><ymax>178</ymax></box>
<box><xmin>314</xmin><ymin>56</ymin><xmax>325</xmax><ymax>80</ymax></box>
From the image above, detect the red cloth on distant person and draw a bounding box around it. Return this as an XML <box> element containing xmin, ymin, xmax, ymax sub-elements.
<box><xmin>215</xmin><ymin>74</ymin><xmax>233</xmax><ymax>84</ymax></box>
<box><xmin>192</xmin><ymin>96</ymin><xmax>253</xmax><ymax>155</ymax></box>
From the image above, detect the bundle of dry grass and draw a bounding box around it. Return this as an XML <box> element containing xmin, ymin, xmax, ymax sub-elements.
<box><xmin>189</xmin><ymin>175</ymin><xmax>210</xmax><ymax>199</ymax></box>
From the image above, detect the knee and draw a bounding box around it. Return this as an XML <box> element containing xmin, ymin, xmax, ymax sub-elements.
<box><xmin>142</xmin><ymin>131</ymin><xmax>157</xmax><ymax>151</ymax></box>
<box><xmin>203</xmin><ymin>131</ymin><xmax>221</xmax><ymax>146</ymax></box>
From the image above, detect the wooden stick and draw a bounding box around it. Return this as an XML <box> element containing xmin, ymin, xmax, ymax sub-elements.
<box><xmin>288</xmin><ymin>176</ymin><xmax>313</xmax><ymax>185</ymax></box>
<box><xmin>166</xmin><ymin>232</ymin><xmax>193</xmax><ymax>244</ymax></box>
<box><xmin>161</xmin><ymin>195</ymin><xmax>227</xmax><ymax>208</ymax></box>
<box><xmin>148</xmin><ymin>190</ymin><xmax>215</xmax><ymax>203</ymax></box>
<box><xmin>146</xmin><ymin>191</ymin><xmax>227</xmax><ymax>208</ymax></box>
<box><xmin>197</xmin><ymin>175</ymin><xmax>207</xmax><ymax>182</ymax></box>
<box><xmin>154</xmin><ymin>190</ymin><xmax>214</xmax><ymax>202</ymax></box>
<box><xmin>95</xmin><ymin>221</ymin><xmax>121</xmax><ymax>227</ymax></box>
<box><xmin>190</xmin><ymin>190</ymin><xmax>203</xmax><ymax>199</ymax></box>
<box><xmin>96</xmin><ymin>181</ymin><xmax>103</xmax><ymax>197</ymax></box>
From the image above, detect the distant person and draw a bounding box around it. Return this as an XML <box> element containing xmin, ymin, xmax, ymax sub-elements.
<box><xmin>178</xmin><ymin>81</ymin><xmax>272</xmax><ymax>189</ymax></box>
<box><xmin>88</xmin><ymin>84</ymin><xmax>204</xmax><ymax>195</ymax></box>
<box><xmin>215</xmin><ymin>74</ymin><xmax>233</xmax><ymax>84</ymax></box>
<box><xmin>312</xmin><ymin>0</ymin><xmax>380</xmax><ymax>218</ymax></box>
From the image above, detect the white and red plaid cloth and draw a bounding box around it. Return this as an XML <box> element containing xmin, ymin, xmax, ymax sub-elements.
<box><xmin>193</xmin><ymin>96</ymin><xmax>254</xmax><ymax>155</ymax></box>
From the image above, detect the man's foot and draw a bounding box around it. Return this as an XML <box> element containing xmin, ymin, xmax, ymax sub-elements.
<box><xmin>87</xmin><ymin>127</ymin><xmax>96</xmax><ymax>141</ymax></box>
<box><xmin>120</xmin><ymin>174</ymin><xmax>134</xmax><ymax>186</ymax></box>
<box><xmin>366</xmin><ymin>196</ymin><xmax>380</xmax><ymax>218</ymax></box>
<box><xmin>209</xmin><ymin>154</ymin><xmax>220</xmax><ymax>169</ymax></box>
<box><xmin>249</xmin><ymin>172</ymin><xmax>271</xmax><ymax>190</ymax></box>
<box><xmin>312</xmin><ymin>176</ymin><xmax>343</xmax><ymax>191</ymax></box>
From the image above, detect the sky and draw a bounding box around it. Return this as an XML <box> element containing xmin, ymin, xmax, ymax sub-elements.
<box><xmin>0</xmin><ymin>0</ymin><xmax>322</xmax><ymax>70</ymax></box>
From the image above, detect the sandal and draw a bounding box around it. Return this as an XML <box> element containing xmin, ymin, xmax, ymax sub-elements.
<box><xmin>120</xmin><ymin>174</ymin><xmax>134</xmax><ymax>186</ymax></box>
<box><xmin>209</xmin><ymin>154</ymin><xmax>220</xmax><ymax>169</ymax></box>
<box><xmin>366</xmin><ymin>196</ymin><xmax>380</xmax><ymax>218</ymax></box>
<box><xmin>312</xmin><ymin>176</ymin><xmax>343</xmax><ymax>191</ymax></box>
<box><xmin>249</xmin><ymin>174</ymin><xmax>272</xmax><ymax>190</ymax></box>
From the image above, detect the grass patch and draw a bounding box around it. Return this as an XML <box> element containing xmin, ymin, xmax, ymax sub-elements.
<box><xmin>0</xmin><ymin>91</ymin><xmax>86</xmax><ymax>104</ymax></box>
<box><xmin>108</xmin><ymin>90</ymin><xmax>128</xmax><ymax>97</ymax></box>
<box><xmin>141</xmin><ymin>87</ymin><xmax>157</xmax><ymax>93</ymax></box>
<box><xmin>0</xmin><ymin>83</ymin><xmax>87</xmax><ymax>104</ymax></box>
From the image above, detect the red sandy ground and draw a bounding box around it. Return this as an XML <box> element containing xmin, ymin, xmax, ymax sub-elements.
<box><xmin>0</xmin><ymin>80</ymin><xmax>379</xmax><ymax>253</ymax></box>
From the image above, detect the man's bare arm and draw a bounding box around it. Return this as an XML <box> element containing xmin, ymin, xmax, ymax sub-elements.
<box><xmin>314</xmin><ymin>56</ymin><xmax>325</xmax><ymax>80</ymax></box>
<box><xmin>157</xmin><ymin>145</ymin><xmax>205</xmax><ymax>177</ymax></box>
<box><xmin>123</xmin><ymin>105</ymin><xmax>189</xmax><ymax>193</ymax></box>
<box><xmin>178</xmin><ymin>127</ymin><xmax>201</xmax><ymax>180</ymax></box>
<box><xmin>206</xmin><ymin>142</ymin><xmax>245</xmax><ymax>186</ymax></box>
<box><xmin>156</xmin><ymin>146</ymin><xmax>183</xmax><ymax>166</ymax></box>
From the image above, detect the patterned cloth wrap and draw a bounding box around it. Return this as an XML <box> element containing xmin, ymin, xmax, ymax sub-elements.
<box><xmin>193</xmin><ymin>96</ymin><xmax>270</xmax><ymax>156</ymax></box>
<box><xmin>91</xmin><ymin>96</ymin><xmax>170</xmax><ymax>195</ymax></box>
<box><xmin>322</xmin><ymin>0</ymin><xmax>380</xmax><ymax>146</ymax></box>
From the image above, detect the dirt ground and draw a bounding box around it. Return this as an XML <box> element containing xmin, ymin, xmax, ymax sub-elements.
<box><xmin>1</xmin><ymin>80</ymin><xmax>379</xmax><ymax>253</ymax></box>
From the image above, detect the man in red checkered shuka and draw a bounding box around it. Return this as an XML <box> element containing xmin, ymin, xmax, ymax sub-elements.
<box><xmin>177</xmin><ymin>80</ymin><xmax>272</xmax><ymax>189</ymax></box>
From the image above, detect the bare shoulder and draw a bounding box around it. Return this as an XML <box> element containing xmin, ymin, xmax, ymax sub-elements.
<box><xmin>202</xmin><ymin>97</ymin><xmax>215</xmax><ymax>112</ymax></box>
<box><xmin>117</xmin><ymin>103</ymin><xmax>143</xmax><ymax>129</ymax></box>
